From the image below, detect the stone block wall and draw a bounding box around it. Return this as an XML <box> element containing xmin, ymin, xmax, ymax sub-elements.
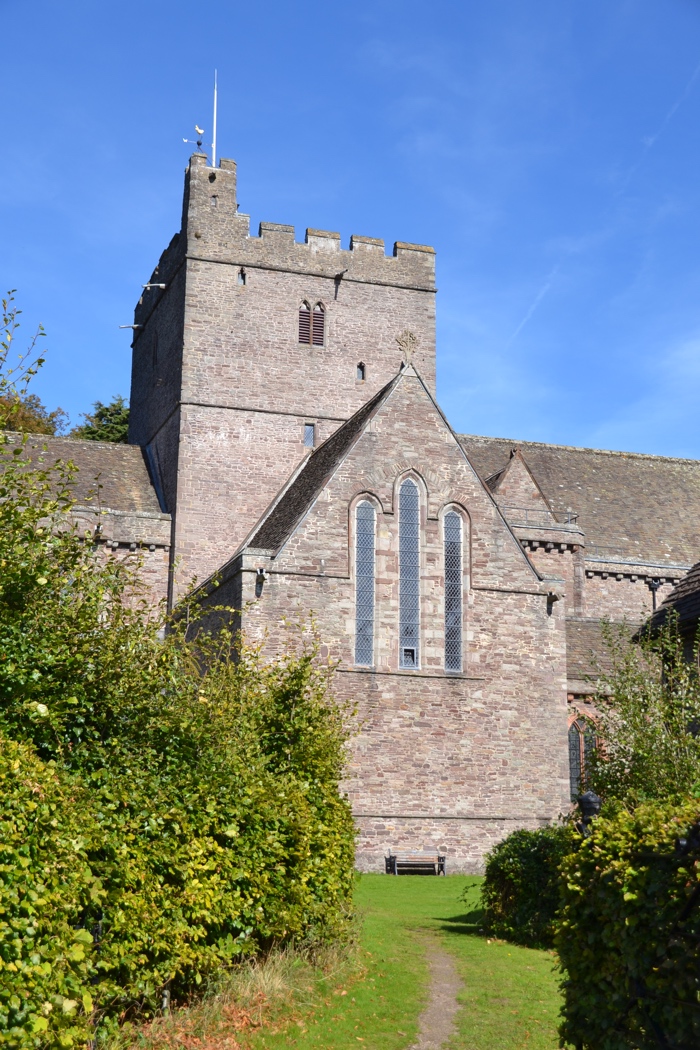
<box><xmin>582</xmin><ymin>567</ymin><xmax>678</xmax><ymax>621</ymax></box>
<box><xmin>128</xmin><ymin>153</ymin><xmax>437</xmax><ymax>597</ymax></box>
<box><xmin>198</xmin><ymin>371</ymin><xmax>570</xmax><ymax>871</ymax></box>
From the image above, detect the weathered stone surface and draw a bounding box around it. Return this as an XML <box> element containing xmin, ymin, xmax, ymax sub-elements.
<box><xmin>196</xmin><ymin>370</ymin><xmax>570</xmax><ymax>871</ymax></box>
<box><xmin>41</xmin><ymin>149</ymin><xmax>699</xmax><ymax>869</ymax></box>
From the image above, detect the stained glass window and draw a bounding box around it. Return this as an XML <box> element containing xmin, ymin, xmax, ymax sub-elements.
<box><xmin>444</xmin><ymin>511</ymin><xmax>462</xmax><ymax>671</ymax></box>
<box><xmin>568</xmin><ymin>722</ymin><xmax>582</xmax><ymax>801</ymax></box>
<box><xmin>399</xmin><ymin>479</ymin><xmax>420</xmax><ymax>668</ymax></box>
<box><xmin>569</xmin><ymin>719</ymin><xmax>596</xmax><ymax>800</ymax></box>
<box><xmin>355</xmin><ymin>501</ymin><xmax>375</xmax><ymax>666</ymax></box>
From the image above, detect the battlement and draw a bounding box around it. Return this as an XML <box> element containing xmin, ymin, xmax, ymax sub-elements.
<box><xmin>179</xmin><ymin>153</ymin><xmax>435</xmax><ymax>290</ymax></box>
<box><xmin>135</xmin><ymin>154</ymin><xmax>435</xmax><ymax>326</ymax></box>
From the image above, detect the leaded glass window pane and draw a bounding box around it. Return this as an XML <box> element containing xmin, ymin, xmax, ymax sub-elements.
<box><xmin>355</xmin><ymin>501</ymin><xmax>375</xmax><ymax>666</ymax></box>
<box><xmin>444</xmin><ymin>511</ymin><xmax>462</xmax><ymax>671</ymax></box>
<box><xmin>399</xmin><ymin>479</ymin><xmax>420</xmax><ymax>668</ymax></box>
<box><xmin>583</xmin><ymin>723</ymin><xmax>596</xmax><ymax>790</ymax></box>
<box><xmin>569</xmin><ymin>722</ymin><xmax>582</xmax><ymax>801</ymax></box>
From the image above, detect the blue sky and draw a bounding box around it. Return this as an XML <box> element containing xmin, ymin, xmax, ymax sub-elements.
<box><xmin>3</xmin><ymin>0</ymin><xmax>700</xmax><ymax>455</ymax></box>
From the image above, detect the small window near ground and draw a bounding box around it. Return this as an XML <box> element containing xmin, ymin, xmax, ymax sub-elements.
<box><xmin>303</xmin><ymin>423</ymin><xmax>315</xmax><ymax>448</ymax></box>
<box><xmin>569</xmin><ymin>719</ymin><xmax>596</xmax><ymax>800</ymax></box>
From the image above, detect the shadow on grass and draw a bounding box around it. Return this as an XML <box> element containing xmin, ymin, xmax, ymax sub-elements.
<box><xmin>436</xmin><ymin>908</ymin><xmax>487</xmax><ymax>937</ymax></box>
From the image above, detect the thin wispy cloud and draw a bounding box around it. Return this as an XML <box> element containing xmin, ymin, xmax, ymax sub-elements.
<box><xmin>509</xmin><ymin>264</ymin><xmax>560</xmax><ymax>342</ymax></box>
<box><xmin>619</xmin><ymin>57</ymin><xmax>700</xmax><ymax>191</ymax></box>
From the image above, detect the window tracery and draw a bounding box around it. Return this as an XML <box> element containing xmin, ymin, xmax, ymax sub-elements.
<box><xmin>399</xmin><ymin>478</ymin><xmax>420</xmax><ymax>668</ymax></box>
<box><xmin>355</xmin><ymin>501</ymin><xmax>375</xmax><ymax>666</ymax></box>
<box><xmin>444</xmin><ymin>511</ymin><xmax>462</xmax><ymax>671</ymax></box>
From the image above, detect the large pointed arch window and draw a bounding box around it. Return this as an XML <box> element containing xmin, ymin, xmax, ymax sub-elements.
<box><xmin>355</xmin><ymin>501</ymin><xmax>375</xmax><ymax>666</ymax></box>
<box><xmin>444</xmin><ymin>511</ymin><xmax>462</xmax><ymax>671</ymax></box>
<box><xmin>299</xmin><ymin>301</ymin><xmax>325</xmax><ymax>346</ymax></box>
<box><xmin>399</xmin><ymin>478</ymin><xmax>420</xmax><ymax>668</ymax></box>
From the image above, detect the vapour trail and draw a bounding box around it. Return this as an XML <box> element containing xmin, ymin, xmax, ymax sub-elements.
<box><xmin>509</xmin><ymin>264</ymin><xmax>560</xmax><ymax>342</ymax></box>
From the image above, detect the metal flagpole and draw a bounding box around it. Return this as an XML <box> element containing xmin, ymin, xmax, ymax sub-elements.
<box><xmin>212</xmin><ymin>69</ymin><xmax>218</xmax><ymax>168</ymax></box>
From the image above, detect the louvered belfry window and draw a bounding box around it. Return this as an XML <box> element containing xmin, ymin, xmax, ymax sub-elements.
<box><xmin>355</xmin><ymin>501</ymin><xmax>376</xmax><ymax>666</ymax></box>
<box><xmin>444</xmin><ymin>511</ymin><xmax>462</xmax><ymax>671</ymax></box>
<box><xmin>399</xmin><ymin>478</ymin><xmax>420</xmax><ymax>668</ymax></box>
<box><xmin>299</xmin><ymin>302</ymin><xmax>325</xmax><ymax>345</ymax></box>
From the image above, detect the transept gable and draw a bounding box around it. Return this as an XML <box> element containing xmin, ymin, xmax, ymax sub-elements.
<box><xmin>488</xmin><ymin>448</ymin><xmax>557</xmax><ymax>525</ymax></box>
<box><xmin>246</xmin><ymin>366</ymin><xmax>543</xmax><ymax>591</ymax></box>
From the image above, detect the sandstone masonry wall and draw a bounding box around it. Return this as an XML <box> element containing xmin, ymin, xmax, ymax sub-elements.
<box><xmin>200</xmin><ymin>372</ymin><xmax>570</xmax><ymax>871</ymax></box>
<box><xmin>128</xmin><ymin>154</ymin><xmax>436</xmax><ymax>597</ymax></box>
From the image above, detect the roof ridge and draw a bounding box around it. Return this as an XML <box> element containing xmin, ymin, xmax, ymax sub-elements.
<box><xmin>241</xmin><ymin>375</ymin><xmax>399</xmax><ymax>555</ymax></box>
<box><xmin>457</xmin><ymin>433</ymin><xmax>700</xmax><ymax>466</ymax></box>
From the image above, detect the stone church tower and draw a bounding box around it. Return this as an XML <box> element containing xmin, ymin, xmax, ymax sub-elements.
<box><xmin>128</xmin><ymin>152</ymin><xmax>436</xmax><ymax>600</ymax></box>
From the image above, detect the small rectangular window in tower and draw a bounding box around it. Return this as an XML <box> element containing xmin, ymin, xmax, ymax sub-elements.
<box><xmin>357</xmin><ymin>362</ymin><xmax>366</xmax><ymax>381</ymax></box>
<box><xmin>304</xmin><ymin>423</ymin><xmax>315</xmax><ymax>448</ymax></box>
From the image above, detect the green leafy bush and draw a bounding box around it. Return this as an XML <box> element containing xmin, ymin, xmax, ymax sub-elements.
<box><xmin>557</xmin><ymin>799</ymin><xmax>700</xmax><ymax>1050</ymax></box>
<box><xmin>479</xmin><ymin>825</ymin><xmax>576</xmax><ymax>948</ymax></box>
<box><xmin>0</xmin><ymin>296</ymin><xmax>356</xmax><ymax>1048</ymax></box>
<box><xmin>0</xmin><ymin>738</ymin><xmax>97</xmax><ymax>1050</ymax></box>
<box><xmin>586</xmin><ymin>619</ymin><xmax>700</xmax><ymax>804</ymax></box>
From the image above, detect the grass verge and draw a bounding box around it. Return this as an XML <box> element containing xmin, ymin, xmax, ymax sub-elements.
<box><xmin>117</xmin><ymin>874</ymin><xmax>564</xmax><ymax>1050</ymax></box>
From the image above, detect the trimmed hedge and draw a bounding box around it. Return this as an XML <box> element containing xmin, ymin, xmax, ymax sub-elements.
<box><xmin>0</xmin><ymin>739</ymin><xmax>95</xmax><ymax>1050</ymax></box>
<box><xmin>0</xmin><ymin>429</ymin><xmax>355</xmax><ymax>1049</ymax></box>
<box><xmin>479</xmin><ymin>824</ymin><xmax>575</xmax><ymax>948</ymax></box>
<box><xmin>557</xmin><ymin>799</ymin><xmax>700</xmax><ymax>1050</ymax></box>
<box><xmin>0</xmin><ymin>643</ymin><xmax>356</xmax><ymax>1050</ymax></box>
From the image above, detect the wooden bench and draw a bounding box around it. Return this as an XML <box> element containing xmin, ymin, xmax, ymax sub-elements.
<box><xmin>385</xmin><ymin>852</ymin><xmax>446</xmax><ymax>875</ymax></box>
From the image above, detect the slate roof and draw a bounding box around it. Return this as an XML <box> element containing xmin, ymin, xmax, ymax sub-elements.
<box><xmin>566</xmin><ymin>619</ymin><xmax>617</xmax><ymax>684</ymax></box>
<box><xmin>245</xmin><ymin>378</ymin><xmax>396</xmax><ymax>553</ymax></box>
<box><xmin>650</xmin><ymin>561</ymin><xmax>700</xmax><ymax>631</ymax></box>
<box><xmin>6</xmin><ymin>434</ymin><xmax>164</xmax><ymax>516</ymax></box>
<box><xmin>460</xmin><ymin>435</ymin><xmax>700</xmax><ymax>568</ymax></box>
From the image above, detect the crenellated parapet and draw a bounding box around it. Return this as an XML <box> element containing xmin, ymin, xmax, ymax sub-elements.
<box><xmin>183</xmin><ymin>153</ymin><xmax>434</xmax><ymax>289</ymax></box>
<box><xmin>134</xmin><ymin>154</ymin><xmax>435</xmax><ymax>327</ymax></box>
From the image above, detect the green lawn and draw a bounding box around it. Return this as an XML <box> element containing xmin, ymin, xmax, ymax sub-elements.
<box><xmin>247</xmin><ymin>874</ymin><xmax>563</xmax><ymax>1050</ymax></box>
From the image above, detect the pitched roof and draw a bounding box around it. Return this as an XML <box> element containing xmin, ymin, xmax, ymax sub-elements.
<box><xmin>650</xmin><ymin>561</ymin><xmax>700</xmax><ymax>631</ymax></box>
<box><xmin>245</xmin><ymin>378</ymin><xmax>396</xmax><ymax>553</ymax></box>
<box><xmin>566</xmin><ymin>619</ymin><xmax>616</xmax><ymax>683</ymax></box>
<box><xmin>6</xmin><ymin>434</ymin><xmax>164</xmax><ymax>516</ymax></box>
<box><xmin>460</xmin><ymin>435</ymin><xmax>700</xmax><ymax>567</ymax></box>
<box><xmin>487</xmin><ymin>447</ymin><xmax>557</xmax><ymax>520</ymax></box>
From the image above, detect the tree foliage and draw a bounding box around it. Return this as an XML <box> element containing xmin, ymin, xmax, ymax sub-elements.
<box><xmin>70</xmin><ymin>395</ymin><xmax>129</xmax><ymax>443</ymax></box>
<box><xmin>0</xmin><ymin>293</ymin><xmax>355</xmax><ymax>1049</ymax></box>
<box><xmin>0</xmin><ymin>292</ymin><xmax>68</xmax><ymax>435</ymax></box>
<box><xmin>585</xmin><ymin>620</ymin><xmax>700</xmax><ymax>805</ymax></box>
<box><xmin>0</xmin><ymin>394</ymin><xmax>68</xmax><ymax>435</ymax></box>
